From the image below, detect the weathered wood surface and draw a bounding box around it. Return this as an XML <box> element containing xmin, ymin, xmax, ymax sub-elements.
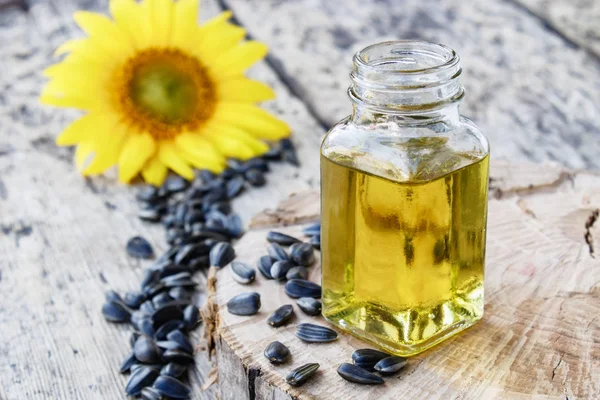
<box><xmin>0</xmin><ymin>0</ymin><xmax>598</xmax><ymax>399</ymax></box>
<box><xmin>223</xmin><ymin>0</ymin><xmax>600</xmax><ymax>171</ymax></box>
<box><xmin>0</xmin><ymin>0</ymin><xmax>321</xmax><ymax>399</ymax></box>
<box><xmin>214</xmin><ymin>161</ymin><xmax>600</xmax><ymax>399</ymax></box>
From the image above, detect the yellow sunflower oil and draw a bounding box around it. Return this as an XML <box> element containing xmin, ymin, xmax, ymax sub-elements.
<box><xmin>320</xmin><ymin>40</ymin><xmax>490</xmax><ymax>356</ymax></box>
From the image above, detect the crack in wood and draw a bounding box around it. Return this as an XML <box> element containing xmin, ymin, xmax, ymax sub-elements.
<box><xmin>248</xmin><ymin>367</ymin><xmax>262</xmax><ymax>400</ymax></box>
<box><xmin>217</xmin><ymin>0</ymin><xmax>331</xmax><ymax>132</ymax></box>
<box><xmin>584</xmin><ymin>209</ymin><xmax>599</xmax><ymax>258</ymax></box>
<box><xmin>491</xmin><ymin>171</ymin><xmax>573</xmax><ymax>200</ymax></box>
<box><xmin>551</xmin><ymin>355</ymin><xmax>563</xmax><ymax>380</ymax></box>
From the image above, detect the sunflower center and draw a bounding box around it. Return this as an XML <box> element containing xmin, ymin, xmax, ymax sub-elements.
<box><xmin>116</xmin><ymin>48</ymin><xmax>216</xmax><ymax>139</ymax></box>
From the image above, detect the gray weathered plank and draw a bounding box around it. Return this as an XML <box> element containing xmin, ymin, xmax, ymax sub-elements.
<box><xmin>0</xmin><ymin>0</ymin><xmax>323</xmax><ymax>398</ymax></box>
<box><xmin>223</xmin><ymin>0</ymin><xmax>600</xmax><ymax>170</ymax></box>
<box><xmin>514</xmin><ymin>0</ymin><xmax>600</xmax><ymax>59</ymax></box>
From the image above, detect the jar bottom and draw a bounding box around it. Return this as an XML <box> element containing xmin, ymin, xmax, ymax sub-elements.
<box><xmin>322</xmin><ymin>285</ymin><xmax>484</xmax><ymax>357</ymax></box>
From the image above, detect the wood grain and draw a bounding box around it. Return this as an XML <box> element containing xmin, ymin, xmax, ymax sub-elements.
<box><xmin>0</xmin><ymin>0</ymin><xmax>322</xmax><ymax>398</ymax></box>
<box><xmin>213</xmin><ymin>161</ymin><xmax>600</xmax><ymax>399</ymax></box>
<box><xmin>223</xmin><ymin>0</ymin><xmax>600</xmax><ymax>171</ymax></box>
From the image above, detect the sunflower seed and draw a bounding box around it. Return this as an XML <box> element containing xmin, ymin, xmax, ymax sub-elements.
<box><xmin>257</xmin><ymin>255</ymin><xmax>274</xmax><ymax>279</ymax></box>
<box><xmin>102</xmin><ymin>301</ymin><xmax>131</xmax><ymax>323</ymax></box>
<box><xmin>310</xmin><ymin>235</ymin><xmax>321</xmax><ymax>250</ymax></box>
<box><xmin>142</xmin><ymin>282</ymin><xmax>165</xmax><ymax>298</ymax></box>
<box><xmin>227</xmin><ymin>214</ymin><xmax>244</xmax><ymax>238</ymax></box>
<box><xmin>267</xmin><ymin>242</ymin><xmax>289</xmax><ymax>262</ymax></box>
<box><xmin>262</xmin><ymin>147</ymin><xmax>282</xmax><ymax>161</ymax></box>
<box><xmin>267</xmin><ymin>304</ymin><xmax>294</xmax><ymax>327</ymax></box>
<box><xmin>164</xmin><ymin>175</ymin><xmax>188</xmax><ymax>193</ymax></box>
<box><xmin>337</xmin><ymin>363</ymin><xmax>384</xmax><ymax>385</ymax></box>
<box><xmin>162</xmin><ymin>349</ymin><xmax>194</xmax><ymax>364</ymax></box>
<box><xmin>282</xmin><ymin>149</ymin><xmax>300</xmax><ymax>167</ymax></box>
<box><xmin>286</xmin><ymin>266</ymin><xmax>308</xmax><ymax>280</ymax></box>
<box><xmin>174</xmin><ymin>243</ymin><xmax>210</xmax><ymax>265</ymax></box>
<box><xmin>169</xmin><ymin>287</ymin><xmax>191</xmax><ymax>302</ymax></box>
<box><xmin>296</xmin><ymin>323</ymin><xmax>337</xmax><ymax>343</ymax></box>
<box><xmin>302</xmin><ymin>222</ymin><xmax>321</xmax><ymax>237</ymax></box>
<box><xmin>133</xmin><ymin>335</ymin><xmax>161</xmax><ymax>364</ymax></box>
<box><xmin>241</xmin><ymin>158</ymin><xmax>269</xmax><ymax>173</ymax></box>
<box><xmin>284</xmin><ymin>279</ymin><xmax>321</xmax><ymax>298</ymax></box>
<box><xmin>231</xmin><ymin>261</ymin><xmax>256</xmax><ymax>284</ymax></box>
<box><xmin>105</xmin><ymin>290</ymin><xmax>123</xmax><ymax>303</ymax></box>
<box><xmin>119</xmin><ymin>352</ymin><xmax>137</xmax><ymax>374</ymax></box>
<box><xmin>244</xmin><ymin>168</ymin><xmax>266</xmax><ymax>187</ymax></box>
<box><xmin>374</xmin><ymin>356</ymin><xmax>408</xmax><ymax>376</ymax></box>
<box><xmin>198</xmin><ymin>169</ymin><xmax>216</xmax><ymax>183</ymax></box>
<box><xmin>266</xmin><ymin>231</ymin><xmax>301</xmax><ymax>246</ymax></box>
<box><xmin>140</xmin><ymin>387</ymin><xmax>163</xmax><ymax>400</ymax></box>
<box><xmin>151</xmin><ymin>305</ymin><xmax>184</xmax><ymax>328</ymax></box>
<box><xmin>139</xmin><ymin>300</ymin><xmax>155</xmax><ymax>316</ymax></box>
<box><xmin>153</xmin><ymin>375</ymin><xmax>191</xmax><ymax>399</ymax></box>
<box><xmin>210</xmin><ymin>201</ymin><xmax>232</xmax><ymax>215</ymax></box>
<box><xmin>130</xmin><ymin>332</ymin><xmax>140</xmax><ymax>348</ymax></box>
<box><xmin>296</xmin><ymin>297</ymin><xmax>322</xmax><ymax>316</ymax></box>
<box><xmin>154</xmin><ymin>320</ymin><xmax>185</xmax><ymax>340</ymax></box>
<box><xmin>160</xmin><ymin>362</ymin><xmax>187</xmax><ymax>378</ymax></box>
<box><xmin>138</xmin><ymin>208</ymin><xmax>162</xmax><ymax>222</ymax></box>
<box><xmin>209</xmin><ymin>242</ymin><xmax>235</xmax><ymax>268</ymax></box>
<box><xmin>136</xmin><ymin>185</ymin><xmax>159</xmax><ymax>202</ymax></box>
<box><xmin>286</xmin><ymin>363</ymin><xmax>320</xmax><ymax>387</ymax></box>
<box><xmin>226</xmin><ymin>176</ymin><xmax>245</xmax><ymax>199</ymax></box>
<box><xmin>271</xmin><ymin>260</ymin><xmax>294</xmax><ymax>280</ymax></box>
<box><xmin>166</xmin><ymin>330</ymin><xmax>193</xmax><ymax>354</ymax></box>
<box><xmin>227</xmin><ymin>292</ymin><xmax>261</xmax><ymax>316</ymax></box>
<box><xmin>137</xmin><ymin>317</ymin><xmax>156</xmax><ymax>337</ymax></box>
<box><xmin>290</xmin><ymin>242</ymin><xmax>315</xmax><ymax>266</ymax></box>
<box><xmin>351</xmin><ymin>349</ymin><xmax>390</xmax><ymax>371</ymax></box>
<box><xmin>123</xmin><ymin>291</ymin><xmax>146</xmax><ymax>309</ymax></box>
<box><xmin>126</xmin><ymin>236</ymin><xmax>155</xmax><ymax>259</ymax></box>
<box><xmin>183</xmin><ymin>305</ymin><xmax>201</xmax><ymax>330</ymax></box>
<box><xmin>152</xmin><ymin>292</ymin><xmax>173</xmax><ymax>309</ymax></box>
<box><xmin>125</xmin><ymin>366</ymin><xmax>159</xmax><ymax>396</ymax></box>
<box><xmin>264</xmin><ymin>341</ymin><xmax>291</xmax><ymax>364</ymax></box>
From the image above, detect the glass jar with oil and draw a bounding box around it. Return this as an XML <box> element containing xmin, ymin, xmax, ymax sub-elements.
<box><xmin>320</xmin><ymin>41</ymin><xmax>489</xmax><ymax>356</ymax></box>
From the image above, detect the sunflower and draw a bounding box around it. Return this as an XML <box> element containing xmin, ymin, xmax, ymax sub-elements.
<box><xmin>41</xmin><ymin>0</ymin><xmax>290</xmax><ymax>185</ymax></box>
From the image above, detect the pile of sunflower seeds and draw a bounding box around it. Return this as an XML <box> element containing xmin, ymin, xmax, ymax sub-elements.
<box><xmin>223</xmin><ymin>225</ymin><xmax>409</xmax><ymax>388</ymax></box>
<box><xmin>101</xmin><ymin>139</ymin><xmax>300</xmax><ymax>399</ymax></box>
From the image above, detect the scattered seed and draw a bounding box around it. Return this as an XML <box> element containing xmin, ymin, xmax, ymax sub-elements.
<box><xmin>183</xmin><ymin>305</ymin><xmax>201</xmax><ymax>330</ymax></box>
<box><xmin>266</xmin><ymin>231</ymin><xmax>301</xmax><ymax>246</ymax></box>
<box><xmin>162</xmin><ymin>349</ymin><xmax>194</xmax><ymax>364</ymax></box>
<box><xmin>123</xmin><ymin>291</ymin><xmax>146</xmax><ymax>309</ymax></box>
<box><xmin>140</xmin><ymin>387</ymin><xmax>163</xmax><ymax>400</ymax></box>
<box><xmin>126</xmin><ymin>236</ymin><xmax>155</xmax><ymax>259</ymax></box>
<box><xmin>245</xmin><ymin>168</ymin><xmax>266</xmax><ymax>187</ymax></box>
<box><xmin>284</xmin><ymin>279</ymin><xmax>321</xmax><ymax>298</ymax></box>
<box><xmin>160</xmin><ymin>362</ymin><xmax>187</xmax><ymax>378</ymax></box>
<box><xmin>133</xmin><ymin>336</ymin><xmax>161</xmax><ymax>364</ymax></box>
<box><xmin>119</xmin><ymin>352</ymin><xmax>137</xmax><ymax>374</ymax></box>
<box><xmin>302</xmin><ymin>222</ymin><xmax>321</xmax><ymax>237</ymax></box>
<box><xmin>267</xmin><ymin>242</ymin><xmax>289</xmax><ymax>262</ymax></box>
<box><xmin>270</xmin><ymin>260</ymin><xmax>294</xmax><ymax>280</ymax></box>
<box><xmin>267</xmin><ymin>304</ymin><xmax>294</xmax><ymax>327</ymax></box>
<box><xmin>153</xmin><ymin>375</ymin><xmax>191</xmax><ymax>399</ymax></box>
<box><xmin>231</xmin><ymin>261</ymin><xmax>256</xmax><ymax>284</ymax></box>
<box><xmin>264</xmin><ymin>341</ymin><xmax>291</xmax><ymax>364</ymax></box>
<box><xmin>296</xmin><ymin>323</ymin><xmax>338</xmax><ymax>343</ymax></box>
<box><xmin>102</xmin><ymin>301</ymin><xmax>131</xmax><ymax>323</ymax></box>
<box><xmin>209</xmin><ymin>242</ymin><xmax>235</xmax><ymax>268</ymax></box>
<box><xmin>166</xmin><ymin>330</ymin><xmax>194</xmax><ymax>354</ymax></box>
<box><xmin>296</xmin><ymin>297</ymin><xmax>322</xmax><ymax>316</ymax></box>
<box><xmin>286</xmin><ymin>363</ymin><xmax>320</xmax><ymax>387</ymax></box>
<box><xmin>290</xmin><ymin>242</ymin><xmax>315</xmax><ymax>266</ymax></box>
<box><xmin>374</xmin><ymin>356</ymin><xmax>408</xmax><ymax>376</ymax></box>
<box><xmin>337</xmin><ymin>363</ymin><xmax>384</xmax><ymax>385</ymax></box>
<box><xmin>227</xmin><ymin>292</ymin><xmax>261</xmax><ymax>316</ymax></box>
<box><xmin>351</xmin><ymin>349</ymin><xmax>390</xmax><ymax>372</ymax></box>
<box><xmin>125</xmin><ymin>367</ymin><xmax>159</xmax><ymax>396</ymax></box>
<box><xmin>155</xmin><ymin>320</ymin><xmax>185</xmax><ymax>340</ymax></box>
<box><xmin>257</xmin><ymin>255</ymin><xmax>274</xmax><ymax>279</ymax></box>
<box><xmin>286</xmin><ymin>266</ymin><xmax>308</xmax><ymax>280</ymax></box>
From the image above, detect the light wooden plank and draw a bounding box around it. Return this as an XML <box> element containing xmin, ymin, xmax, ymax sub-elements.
<box><xmin>0</xmin><ymin>0</ymin><xmax>323</xmax><ymax>398</ymax></box>
<box><xmin>224</xmin><ymin>0</ymin><xmax>600</xmax><ymax>170</ymax></box>
<box><xmin>214</xmin><ymin>161</ymin><xmax>600</xmax><ymax>399</ymax></box>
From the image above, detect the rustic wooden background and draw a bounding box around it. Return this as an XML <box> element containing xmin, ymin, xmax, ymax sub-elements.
<box><xmin>0</xmin><ymin>0</ymin><xmax>598</xmax><ymax>399</ymax></box>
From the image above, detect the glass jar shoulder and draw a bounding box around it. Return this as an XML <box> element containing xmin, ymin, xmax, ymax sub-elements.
<box><xmin>321</xmin><ymin>115</ymin><xmax>489</xmax><ymax>183</ymax></box>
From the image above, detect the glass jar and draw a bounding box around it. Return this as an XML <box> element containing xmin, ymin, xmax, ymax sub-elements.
<box><xmin>320</xmin><ymin>41</ymin><xmax>490</xmax><ymax>356</ymax></box>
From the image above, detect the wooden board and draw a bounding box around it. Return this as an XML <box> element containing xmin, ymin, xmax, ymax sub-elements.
<box><xmin>223</xmin><ymin>0</ymin><xmax>600</xmax><ymax>171</ymax></box>
<box><xmin>212</xmin><ymin>160</ymin><xmax>600</xmax><ymax>399</ymax></box>
<box><xmin>0</xmin><ymin>1</ymin><xmax>322</xmax><ymax>399</ymax></box>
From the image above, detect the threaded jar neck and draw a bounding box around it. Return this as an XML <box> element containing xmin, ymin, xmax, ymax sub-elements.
<box><xmin>349</xmin><ymin>41</ymin><xmax>464</xmax><ymax>116</ymax></box>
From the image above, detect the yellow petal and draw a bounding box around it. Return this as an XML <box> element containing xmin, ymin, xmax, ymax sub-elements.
<box><xmin>144</xmin><ymin>0</ymin><xmax>174</xmax><ymax>46</ymax></box>
<box><xmin>216</xmin><ymin>78</ymin><xmax>275</xmax><ymax>103</ymax></box>
<box><xmin>158</xmin><ymin>141</ymin><xmax>194</xmax><ymax>180</ymax></box>
<box><xmin>73</xmin><ymin>11</ymin><xmax>132</xmax><ymax>58</ymax></box>
<box><xmin>83</xmin><ymin>120</ymin><xmax>126</xmax><ymax>175</ymax></box>
<box><xmin>110</xmin><ymin>0</ymin><xmax>150</xmax><ymax>49</ymax></box>
<box><xmin>171</xmin><ymin>0</ymin><xmax>200</xmax><ymax>49</ymax></box>
<box><xmin>209</xmin><ymin>41</ymin><xmax>267</xmax><ymax>79</ymax></box>
<box><xmin>118</xmin><ymin>133</ymin><xmax>156</xmax><ymax>183</ymax></box>
<box><xmin>212</xmin><ymin>103</ymin><xmax>291</xmax><ymax>140</ymax></box>
<box><xmin>56</xmin><ymin>113</ymin><xmax>103</xmax><ymax>146</ymax></box>
<box><xmin>54</xmin><ymin>39</ymin><xmax>85</xmax><ymax>56</ymax></box>
<box><xmin>196</xmin><ymin>23</ymin><xmax>246</xmax><ymax>62</ymax></box>
<box><xmin>75</xmin><ymin>141</ymin><xmax>95</xmax><ymax>170</ymax></box>
<box><xmin>207</xmin><ymin>123</ymin><xmax>268</xmax><ymax>155</ymax></box>
<box><xmin>175</xmin><ymin>133</ymin><xmax>226</xmax><ymax>165</ymax></box>
<box><xmin>204</xmin><ymin>131</ymin><xmax>255</xmax><ymax>160</ymax></box>
<box><xmin>40</xmin><ymin>92</ymin><xmax>100</xmax><ymax>110</ymax></box>
<box><xmin>142</xmin><ymin>156</ymin><xmax>168</xmax><ymax>186</ymax></box>
<box><xmin>178</xmin><ymin>148</ymin><xmax>224</xmax><ymax>172</ymax></box>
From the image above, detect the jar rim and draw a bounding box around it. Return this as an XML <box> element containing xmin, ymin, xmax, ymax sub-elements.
<box><xmin>353</xmin><ymin>40</ymin><xmax>460</xmax><ymax>76</ymax></box>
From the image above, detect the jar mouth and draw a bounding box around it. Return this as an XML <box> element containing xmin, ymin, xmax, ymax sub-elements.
<box><xmin>354</xmin><ymin>40</ymin><xmax>459</xmax><ymax>76</ymax></box>
<box><xmin>350</xmin><ymin>40</ymin><xmax>463</xmax><ymax>113</ymax></box>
